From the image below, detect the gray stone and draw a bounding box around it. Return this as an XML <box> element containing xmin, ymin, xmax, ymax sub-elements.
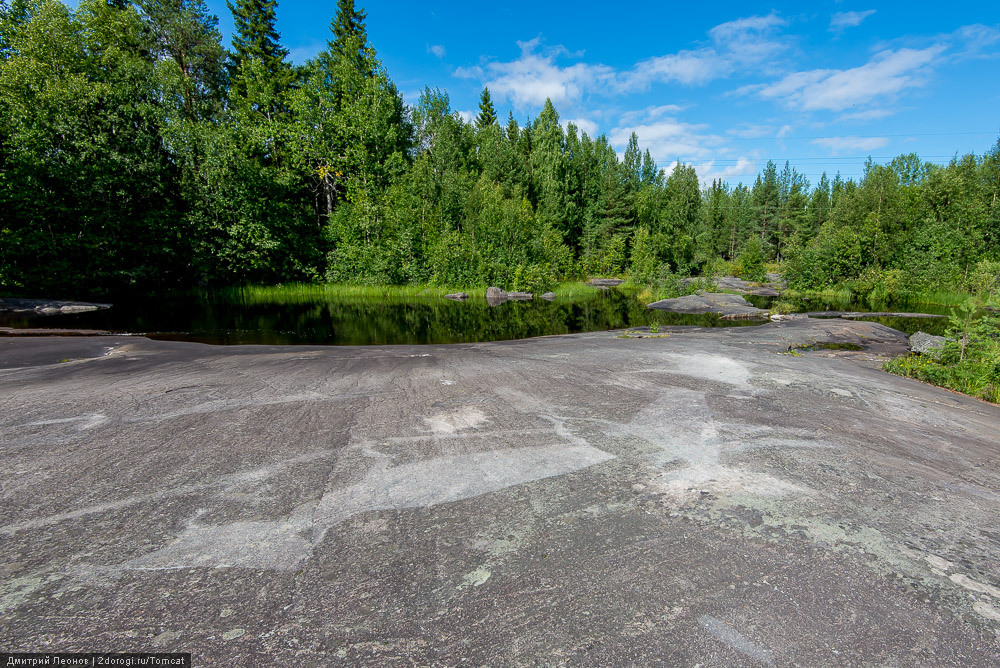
<box><xmin>0</xmin><ymin>298</ymin><xmax>111</xmax><ymax>314</ymax></box>
<box><xmin>4</xmin><ymin>318</ymin><xmax>1000</xmax><ymax>664</ymax></box>
<box><xmin>507</xmin><ymin>291</ymin><xmax>533</xmax><ymax>301</ymax></box>
<box><xmin>710</xmin><ymin>276</ymin><xmax>783</xmax><ymax>297</ymax></box>
<box><xmin>444</xmin><ymin>293</ymin><xmax>469</xmax><ymax>301</ymax></box>
<box><xmin>647</xmin><ymin>292</ymin><xmax>769</xmax><ymax>319</ymax></box>
<box><xmin>714</xmin><ymin>276</ymin><xmax>752</xmax><ymax>292</ymax></box>
<box><xmin>540</xmin><ymin>292</ymin><xmax>556</xmax><ymax>300</ymax></box>
<box><xmin>910</xmin><ymin>331</ymin><xmax>948</xmax><ymax>356</ymax></box>
<box><xmin>485</xmin><ymin>286</ymin><xmax>507</xmax><ymax>306</ymax></box>
<box><xmin>587</xmin><ymin>278</ymin><xmax>624</xmax><ymax>287</ymax></box>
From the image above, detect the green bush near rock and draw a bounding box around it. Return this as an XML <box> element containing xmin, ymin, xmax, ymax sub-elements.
<box><xmin>885</xmin><ymin>291</ymin><xmax>1000</xmax><ymax>403</ymax></box>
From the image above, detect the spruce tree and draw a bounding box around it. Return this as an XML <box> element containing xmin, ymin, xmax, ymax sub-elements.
<box><xmin>475</xmin><ymin>87</ymin><xmax>497</xmax><ymax>129</ymax></box>
<box><xmin>329</xmin><ymin>0</ymin><xmax>368</xmax><ymax>73</ymax></box>
<box><xmin>228</xmin><ymin>0</ymin><xmax>288</xmax><ymax>68</ymax></box>
<box><xmin>504</xmin><ymin>111</ymin><xmax>518</xmax><ymax>144</ymax></box>
<box><xmin>226</xmin><ymin>0</ymin><xmax>293</xmax><ymax>103</ymax></box>
<box><xmin>226</xmin><ymin>0</ymin><xmax>288</xmax><ymax>73</ymax></box>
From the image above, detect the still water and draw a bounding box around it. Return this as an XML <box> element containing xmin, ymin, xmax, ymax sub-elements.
<box><xmin>1</xmin><ymin>289</ymin><xmax>765</xmax><ymax>346</ymax></box>
<box><xmin>1</xmin><ymin>289</ymin><xmax>951</xmax><ymax>345</ymax></box>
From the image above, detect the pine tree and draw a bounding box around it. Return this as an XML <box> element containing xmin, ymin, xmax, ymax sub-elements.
<box><xmin>475</xmin><ymin>87</ymin><xmax>497</xmax><ymax>129</ymax></box>
<box><xmin>137</xmin><ymin>0</ymin><xmax>227</xmax><ymax>120</ymax></box>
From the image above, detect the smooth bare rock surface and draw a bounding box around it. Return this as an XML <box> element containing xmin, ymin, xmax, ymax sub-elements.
<box><xmin>2</xmin><ymin>318</ymin><xmax>999</xmax><ymax>665</ymax></box>
<box><xmin>507</xmin><ymin>291</ymin><xmax>533</xmax><ymax>300</ymax></box>
<box><xmin>648</xmin><ymin>292</ymin><xmax>769</xmax><ymax>319</ymax></box>
<box><xmin>444</xmin><ymin>292</ymin><xmax>468</xmax><ymax>301</ymax></box>
<box><xmin>540</xmin><ymin>292</ymin><xmax>556</xmax><ymax>300</ymax></box>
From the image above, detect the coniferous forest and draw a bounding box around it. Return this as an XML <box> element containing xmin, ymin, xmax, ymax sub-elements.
<box><xmin>1</xmin><ymin>0</ymin><xmax>999</xmax><ymax>301</ymax></box>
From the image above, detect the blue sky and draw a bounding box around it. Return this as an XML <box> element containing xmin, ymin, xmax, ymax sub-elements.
<box><xmin>206</xmin><ymin>1</ymin><xmax>1000</xmax><ymax>186</ymax></box>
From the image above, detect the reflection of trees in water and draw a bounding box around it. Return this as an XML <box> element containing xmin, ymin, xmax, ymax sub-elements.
<box><xmin>27</xmin><ymin>290</ymin><xmax>767</xmax><ymax>345</ymax></box>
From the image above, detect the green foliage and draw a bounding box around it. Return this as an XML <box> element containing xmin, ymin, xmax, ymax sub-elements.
<box><xmin>737</xmin><ymin>236</ymin><xmax>767</xmax><ymax>282</ymax></box>
<box><xmin>1</xmin><ymin>0</ymin><xmax>998</xmax><ymax>307</ymax></box>
<box><xmin>628</xmin><ymin>227</ymin><xmax>660</xmax><ymax>285</ymax></box>
<box><xmin>852</xmin><ymin>267</ymin><xmax>908</xmax><ymax>307</ymax></box>
<box><xmin>886</xmin><ymin>291</ymin><xmax>1000</xmax><ymax>402</ymax></box>
<box><xmin>475</xmin><ymin>86</ymin><xmax>497</xmax><ymax>129</ymax></box>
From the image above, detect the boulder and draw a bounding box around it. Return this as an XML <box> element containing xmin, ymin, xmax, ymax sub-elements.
<box><xmin>714</xmin><ymin>276</ymin><xmax>751</xmax><ymax>292</ymax></box>
<box><xmin>485</xmin><ymin>287</ymin><xmax>508</xmax><ymax>307</ymax></box>
<box><xmin>0</xmin><ymin>298</ymin><xmax>111</xmax><ymax>314</ymax></box>
<box><xmin>507</xmin><ymin>291</ymin><xmax>533</xmax><ymax>300</ymax></box>
<box><xmin>709</xmin><ymin>276</ymin><xmax>783</xmax><ymax>297</ymax></box>
<box><xmin>647</xmin><ymin>292</ymin><xmax>768</xmax><ymax>319</ymax></box>
<box><xmin>540</xmin><ymin>292</ymin><xmax>556</xmax><ymax>301</ymax></box>
<box><xmin>587</xmin><ymin>278</ymin><xmax>624</xmax><ymax>287</ymax></box>
<box><xmin>910</xmin><ymin>331</ymin><xmax>947</xmax><ymax>357</ymax></box>
<box><xmin>444</xmin><ymin>293</ymin><xmax>468</xmax><ymax>301</ymax></box>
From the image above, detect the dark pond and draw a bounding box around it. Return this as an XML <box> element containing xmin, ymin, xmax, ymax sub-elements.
<box><xmin>1</xmin><ymin>289</ymin><xmax>766</xmax><ymax>346</ymax></box>
<box><xmin>1</xmin><ymin>289</ymin><xmax>954</xmax><ymax>345</ymax></box>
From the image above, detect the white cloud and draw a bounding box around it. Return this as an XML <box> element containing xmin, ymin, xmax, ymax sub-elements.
<box><xmin>830</xmin><ymin>10</ymin><xmax>876</xmax><ymax>32</ymax></box>
<box><xmin>756</xmin><ymin>46</ymin><xmax>945</xmax><ymax>112</ymax></box>
<box><xmin>428</xmin><ymin>44</ymin><xmax>446</xmax><ymax>59</ymax></box>
<box><xmin>694</xmin><ymin>157</ymin><xmax>758</xmax><ymax>185</ymax></box>
<box><xmin>562</xmin><ymin>118</ymin><xmax>599</xmax><ymax>137</ymax></box>
<box><xmin>837</xmin><ymin>108</ymin><xmax>896</xmax><ymax>122</ymax></box>
<box><xmin>624</xmin><ymin>50</ymin><xmax>726</xmax><ymax>89</ymax></box>
<box><xmin>453</xmin><ymin>65</ymin><xmax>484</xmax><ymax>79</ymax></box>
<box><xmin>709</xmin><ymin>13</ymin><xmax>787</xmax><ymax>42</ymax></box>
<box><xmin>812</xmin><ymin>136</ymin><xmax>889</xmax><ymax>153</ymax></box>
<box><xmin>481</xmin><ymin>38</ymin><xmax>615</xmax><ymax>107</ymax></box>
<box><xmin>609</xmin><ymin>112</ymin><xmax>728</xmax><ymax>171</ymax></box>
<box><xmin>708</xmin><ymin>12</ymin><xmax>789</xmax><ymax>65</ymax></box>
<box><xmin>456</xmin><ymin>110</ymin><xmax>476</xmax><ymax>124</ymax></box>
<box><xmin>619</xmin><ymin>104</ymin><xmax>686</xmax><ymax>126</ymax></box>
<box><xmin>622</xmin><ymin>12</ymin><xmax>788</xmax><ymax>91</ymax></box>
<box><xmin>948</xmin><ymin>23</ymin><xmax>1000</xmax><ymax>59</ymax></box>
<box><xmin>458</xmin><ymin>13</ymin><xmax>791</xmax><ymax>106</ymax></box>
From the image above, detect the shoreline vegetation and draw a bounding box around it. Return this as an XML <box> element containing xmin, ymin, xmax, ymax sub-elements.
<box><xmin>221</xmin><ymin>281</ymin><xmax>612</xmax><ymax>306</ymax></box>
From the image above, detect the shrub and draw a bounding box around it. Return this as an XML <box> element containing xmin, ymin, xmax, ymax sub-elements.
<box><xmin>737</xmin><ymin>236</ymin><xmax>767</xmax><ymax>282</ymax></box>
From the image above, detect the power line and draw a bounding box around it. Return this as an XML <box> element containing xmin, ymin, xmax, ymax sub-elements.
<box><xmin>722</xmin><ymin>131</ymin><xmax>999</xmax><ymax>141</ymax></box>
<box><xmin>686</xmin><ymin>155</ymin><xmax>963</xmax><ymax>163</ymax></box>
<box><xmin>630</xmin><ymin>131</ymin><xmax>998</xmax><ymax>144</ymax></box>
